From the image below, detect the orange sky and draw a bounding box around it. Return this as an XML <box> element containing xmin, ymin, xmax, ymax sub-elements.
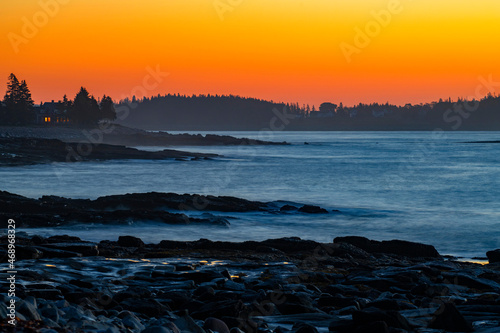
<box><xmin>1</xmin><ymin>0</ymin><xmax>499</xmax><ymax>107</ymax></box>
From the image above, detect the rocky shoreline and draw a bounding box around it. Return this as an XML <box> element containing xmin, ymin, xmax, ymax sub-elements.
<box><xmin>1</xmin><ymin>233</ymin><xmax>500</xmax><ymax>333</ymax></box>
<box><xmin>0</xmin><ymin>191</ymin><xmax>338</xmax><ymax>228</ymax></box>
<box><xmin>0</xmin><ymin>138</ymin><xmax>218</xmax><ymax>167</ymax></box>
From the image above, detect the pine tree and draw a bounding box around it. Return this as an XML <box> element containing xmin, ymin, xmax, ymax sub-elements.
<box><xmin>18</xmin><ymin>80</ymin><xmax>35</xmax><ymax>123</ymax></box>
<box><xmin>100</xmin><ymin>95</ymin><xmax>117</xmax><ymax>121</ymax></box>
<box><xmin>3</xmin><ymin>74</ymin><xmax>34</xmax><ymax>124</ymax></box>
<box><xmin>68</xmin><ymin>87</ymin><xmax>101</xmax><ymax>126</ymax></box>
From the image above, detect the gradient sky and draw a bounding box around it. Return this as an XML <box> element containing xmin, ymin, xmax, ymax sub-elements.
<box><xmin>1</xmin><ymin>0</ymin><xmax>499</xmax><ymax>107</ymax></box>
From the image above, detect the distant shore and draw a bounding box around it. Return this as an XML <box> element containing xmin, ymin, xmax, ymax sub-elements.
<box><xmin>0</xmin><ymin>125</ymin><xmax>289</xmax><ymax>147</ymax></box>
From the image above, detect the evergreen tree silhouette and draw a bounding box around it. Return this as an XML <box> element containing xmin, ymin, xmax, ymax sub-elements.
<box><xmin>100</xmin><ymin>95</ymin><xmax>117</xmax><ymax>121</ymax></box>
<box><xmin>3</xmin><ymin>73</ymin><xmax>34</xmax><ymax>124</ymax></box>
<box><xmin>68</xmin><ymin>87</ymin><xmax>101</xmax><ymax>126</ymax></box>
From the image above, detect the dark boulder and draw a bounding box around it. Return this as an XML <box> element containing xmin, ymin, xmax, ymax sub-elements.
<box><xmin>203</xmin><ymin>317</ymin><xmax>230</xmax><ymax>333</ymax></box>
<box><xmin>379</xmin><ymin>239</ymin><xmax>439</xmax><ymax>258</ymax></box>
<box><xmin>352</xmin><ymin>307</ymin><xmax>412</xmax><ymax>330</ymax></box>
<box><xmin>428</xmin><ymin>302</ymin><xmax>473</xmax><ymax>332</ymax></box>
<box><xmin>34</xmin><ymin>246</ymin><xmax>82</xmax><ymax>259</ymax></box>
<box><xmin>486</xmin><ymin>249</ymin><xmax>500</xmax><ymax>263</ymax></box>
<box><xmin>298</xmin><ymin>205</ymin><xmax>328</xmax><ymax>214</ymax></box>
<box><xmin>46</xmin><ymin>235</ymin><xmax>82</xmax><ymax>243</ymax></box>
<box><xmin>43</xmin><ymin>242</ymin><xmax>99</xmax><ymax>256</ymax></box>
<box><xmin>16</xmin><ymin>246</ymin><xmax>43</xmax><ymax>260</ymax></box>
<box><xmin>25</xmin><ymin>289</ymin><xmax>63</xmax><ymax>300</ymax></box>
<box><xmin>118</xmin><ymin>235</ymin><xmax>145</xmax><ymax>248</ymax></box>
<box><xmin>293</xmin><ymin>323</ymin><xmax>319</xmax><ymax>333</ymax></box>
<box><xmin>120</xmin><ymin>298</ymin><xmax>169</xmax><ymax>317</ymax></box>
<box><xmin>280</xmin><ymin>205</ymin><xmax>298</xmax><ymax>211</ymax></box>
<box><xmin>334</xmin><ymin>236</ymin><xmax>440</xmax><ymax>258</ymax></box>
<box><xmin>141</xmin><ymin>327</ymin><xmax>173</xmax><ymax>333</ymax></box>
<box><xmin>354</xmin><ymin>321</ymin><xmax>389</xmax><ymax>333</ymax></box>
<box><xmin>261</xmin><ymin>237</ymin><xmax>320</xmax><ymax>253</ymax></box>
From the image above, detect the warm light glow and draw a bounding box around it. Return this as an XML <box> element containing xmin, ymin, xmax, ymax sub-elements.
<box><xmin>1</xmin><ymin>0</ymin><xmax>499</xmax><ymax>106</ymax></box>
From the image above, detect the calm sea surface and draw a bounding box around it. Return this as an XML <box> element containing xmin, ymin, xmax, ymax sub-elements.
<box><xmin>2</xmin><ymin>131</ymin><xmax>499</xmax><ymax>258</ymax></box>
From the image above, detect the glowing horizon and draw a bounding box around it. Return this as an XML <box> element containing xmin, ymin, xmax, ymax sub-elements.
<box><xmin>1</xmin><ymin>0</ymin><xmax>499</xmax><ymax>107</ymax></box>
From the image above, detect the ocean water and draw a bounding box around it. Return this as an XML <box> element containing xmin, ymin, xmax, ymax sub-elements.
<box><xmin>2</xmin><ymin>131</ymin><xmax>500</xmax><ymax>258</ymax></box>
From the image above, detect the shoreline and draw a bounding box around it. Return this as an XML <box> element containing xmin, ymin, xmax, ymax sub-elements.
<box><xmin>0</xmin><ymin>125</ymin><xmax>289</xmax><ymax>147</ymax></box>
<box><xmin>0</xmin><ymin>190</ymin><xmax>495</xmax><ymax>260</ymax></box>
<box><xmin>1</xmin><ymin>234</ymin><xmax>500</xmax><ymax>332</ymax></box>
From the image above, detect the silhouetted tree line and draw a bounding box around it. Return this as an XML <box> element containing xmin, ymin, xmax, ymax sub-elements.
<box><xmin>117</xmin><ymin>93</ymin><xmax>500</xmax><ymax>130</ymax></box>
<box><xmin>68</xmin><ymin>87</ymin><xmax>116</xmax><ymax>126</ymax></box>
<box><xmin>312</xmin><ymin>96</ymin><xmax>500</xmax><ymax>130</ymax></box>
<box><xmin>3</xmin><ymin>73</ymin><xmax>499</xmax><ymax>130</ymax></box>
<box><xmin>1</xmin><ymin>74</ymin><xmax>116</xmax><ymax>126</ymax></box>
<box><xmin>117</xmin><ymin>94</ymin><xmax>306</xmax><ymax>130</ymax></box>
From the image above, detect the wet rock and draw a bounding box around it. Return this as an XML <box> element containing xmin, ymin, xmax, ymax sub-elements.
<box><xmin>277</xmin><ymin>302</ymin><xmax>319</xmax><ymax>315</ymax></box>
<box><xmin>174</xmin><ymin>315</ymin><xmax>206</xmax><ymax>333</ymax></box>
<box><xmin>0</xmin><ymin>137</ymin><xmax>219</xmax><ymax>167</ymax></box>
<box><xmin>120</xmin><ymin>298</ymin><xmax>168</xmax><ymax>317</ymax></box>
<box><xmin>317</xmin><ymin>295</ymin><xmax>359</xmax><ymax>309</ymax></box>
<box><xmin>26</xmin><ymin>289</ymin><xmax>63</xmax><ymax>300</ymax></box>
<box><xmin>6</xmin><ymin>233</ymin><xmax>500</xmax><ymax>332</ymax></box>
<box><xmin>43</xmin><ymin>242</ymin><xmax>99</xmax><ymax>256</ymax></box>
<box><xmin>31</xmin><ymin>235</ymin><xmax>45</xmax><ymax>245</ymax></box>
<box><xmin>328</xmin><ymin>318</ymin><xmax>355</xmax><ymax>333</ymax></box>
<box><xmin>330</xmin><ymin>242</ymin><xmax>371</xmax><ymax>259</ymax></box>
<box><xmin>39</xmin><ymin>329</ymin><xmax>59</xmax><ymax>333</ymax></box>
<box><xmin>142</xmin><ymin>327</ymin><xmax>173</xmax><ymax>333</ymax></box>
<box><xmin>34</xmin><ymin>246</ymin><xmax>83</xmax><ymax>258</ymax></box>
<box><xmin>354</xmin><ymin>321</ymin><xmax>389</xmax><ymax>333</ymax></box>
<box><xmin>280</xmin><ymin>205</ymin><xmax>298</xmax><ymax>212</ymax></box>
<box><xmin>122</xmin><ymin>313</ymin><xmax>146</xmax><ymax>331</ymax></box>
<box><xmin>428</xmin><ymin>302</ymin><xmax>473</xmax><ymax>332</ymax></box>
<box><xmin>46</xmin><ymin>235</ymin><xmax>83</xmax><ymax>243</ymax></box>
<box><xmin>69</xmin><ymin>279</ymin><xmax>94</xmax><ymax>289</ymax></box>
<box><xmin>40</xmin><ymin>305</ymin><xmax>60</xmax><ymax>323</ymax></box>
<box><xmin>17</xmin><ymin>299</ymin><xmax>42</xmax><ymax>321</ymax></box>
<box><xmin>352</xmin><ymin>307</ymin><xmax>412</xmax><ymax>331</ymax></box>
<box><xmin>298</xmin><ymin>205</ymin><xmax>328</xmax><ymax>214</ymax></box>
<box><xmin>334</xmin><ymin>236</ymin><xmax>440</xmax><ymax>258</ymax></box>
<box><xmin>118</xmin><ymin>235</ymin><xmax>145</xmax><ymax>248</ymax></box>
<box><xmin>230</xmin><ymin>328</ymin><xmax>245</xmax><ymax>333</ymax></box>
<box><xmin>261</xmin><ymin>237</ymin><xmax>320</xmax><ymax>253</ymax></box>
<box><xmin>487</xmin><ymin>249</ymin><xmax>500</xmax><ymax>263</ymax></box>
<box><xmin>204</xmin><ymin>317</ymin><xmax>230</xmax><ymax>333</ymax></box>
<box><xmin>16</xmin><ymin>245</ymin><xmax>43</xmax><ymax>259</ymax></box>
<box><xmin>293</xmin><ymin>323</ymin><xmax>319</xmax><ymax>333</ymax></box>
<box><xmin>191</xmin><ymin>299</ymin><xmax>247</xmax><ymax>320</ymax></box>
<box><xmin>223</xmin><ymin>280</ymin><xmax>246</xmax><ymax>291</ymax></box>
